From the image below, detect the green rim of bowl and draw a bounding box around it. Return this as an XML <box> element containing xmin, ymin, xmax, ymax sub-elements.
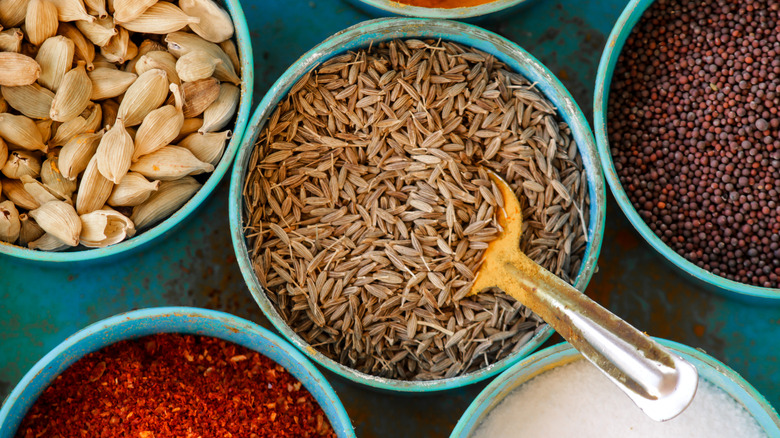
<box><xmin>450</xmin><ymin>339</ymin><xmax>780</xmax><ymax>437</ymax></box>
<box><xmin>593</xmin><ymin>0</ymin><xmax>780</xmax><ymax>300</ymax></box>
<box><xmin>0</xmin><ymin>0</ymin><xmax>254</xmax><ymax>263</ymax></box>
<box><xmin>353</xmin><ymin>0</ymin><xmax>529</xmax><ymax>18</ymax></box>
<box><xmin>229</xmin><ymin>17</ymin><xmax>606</xmax><ymax>392</ymax></box>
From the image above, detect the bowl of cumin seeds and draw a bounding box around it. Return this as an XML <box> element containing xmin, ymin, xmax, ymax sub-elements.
<box><xmin>229</xmin><ymin>18</ymin><xmax>606</xmax><ymax>392</ymax></box>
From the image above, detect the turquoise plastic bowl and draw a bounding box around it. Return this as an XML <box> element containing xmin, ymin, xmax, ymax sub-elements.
<box><xmin>345</xmin><ymin>0</ymin><xmax>532</xmax><ymax>19</ymax></box>
<box><xmin>229</xmin><ymin>18</ymin><xmax>606</xmax><ymax>392</ymax></box>
<box><xmin>450</xmin><ymin>339</ymin><xmax>780</xmax><ymax>437</ymax></box>
<box><xmin>0</xmin><ymin>307</ymin><xmax>355</xmax><ymax>438</ymax></box>
<box><xmin>0</xmin><ymin>0</ymin><xmax>254</xmax><ymax>264</ymax></box>
<box><xmin>593</xmin><ymin>0</ymin><xmax>780</xmax><ymax>301</ymax></box>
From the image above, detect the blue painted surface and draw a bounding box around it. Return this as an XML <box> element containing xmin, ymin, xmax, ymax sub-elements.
<box><xmin>450</xmin><ymin>340</ymin><xmax>780</xmax><ymax>437</ymax></box>
<box><xmin>230</xmin><ymin>17</ymin><xmax>606</xmax><ymax>393</ymax></box>
<box><xmin>0</xmin><ymin>1</ymin><xmax>778</xmax><ymax>437</ymax></box>
<box><xmin>593</xmin><ymin>0</ymin><xmax>780</xmax><ymax>302</ymax></box>
<box><xmin>0</xmin><ymin>308</ymin><xmax>355</xmax><ymax>438</ymax></box>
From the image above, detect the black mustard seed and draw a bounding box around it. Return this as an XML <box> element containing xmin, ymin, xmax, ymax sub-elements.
<box><xmin>608</xmin><ymin>0</ymin><xmax>780</xmax><ymax>288</ymax></box>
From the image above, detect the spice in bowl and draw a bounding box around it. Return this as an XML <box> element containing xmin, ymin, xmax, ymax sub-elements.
<box><xmin>470</xmin><ymin>359</ymin><xmax>768</xmax><ymax>438</ymax></box>
<box><xmin>390</xmin><ymin>0</ymin><xmax>498</xmax><ymax>8</ymax></box>
<box><xmin>15</xmin><ymin>333</ymin><xmax>337</xmax><ymax>438</ymax></box>
<box><xmin>0</xmin><ymin>0</ymin><xmax>240</xmax><ymax>251</ymax></box>
<box><xmin>243</xmin><ymin>39</ymin><xmax>590</xmax><ymax>380</ymax></box>
<box><xmin>607</xmin><ymin>0</ymin><xmax>780</xmax><ymax>288</ymax></box>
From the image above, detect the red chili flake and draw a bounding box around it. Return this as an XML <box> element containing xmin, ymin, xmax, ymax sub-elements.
<box><xmin>16</xmin><ymin>334</ymin><xmax>338</xmax><ymax>438</ymax></box>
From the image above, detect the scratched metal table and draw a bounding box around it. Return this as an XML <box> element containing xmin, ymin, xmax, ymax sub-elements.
<box><xmin>1</xmin><ymin>1</ymin><xmax>778</xmax><ymax>437</ymax></box>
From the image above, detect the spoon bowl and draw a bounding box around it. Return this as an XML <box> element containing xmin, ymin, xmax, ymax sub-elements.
<box><xmin>469</xmin><ymin>171</ymin><xmax>699</xmax><ymax>422</ymax></box>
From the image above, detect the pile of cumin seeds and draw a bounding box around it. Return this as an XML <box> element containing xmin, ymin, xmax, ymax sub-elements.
<box><xmin>243</xmin><ymin>39</ymin><xmax>590</xmax><ymax>380</ymax></box>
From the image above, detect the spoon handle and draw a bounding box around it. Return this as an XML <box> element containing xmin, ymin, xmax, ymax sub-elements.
<box><xmin>500</xmin><ymin>252</ymin><xmax>698</xmax><ymax>421</ymax></box>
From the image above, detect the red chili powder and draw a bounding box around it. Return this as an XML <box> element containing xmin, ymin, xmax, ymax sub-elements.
<box><xmin>391</xmin><ymin>0</ymin><xmax>497</xmax><ymax>8</ymax></box>
<box><xmin>16</xmin><ymin>334</ymin><xmax>337</xmax><ymax>438</ymax></box>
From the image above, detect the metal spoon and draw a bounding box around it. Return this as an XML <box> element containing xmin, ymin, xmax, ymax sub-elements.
<box><xmin>469</xmin><ymin>171</ymin><xmax>699</xmax><ymax>422</ymax></box>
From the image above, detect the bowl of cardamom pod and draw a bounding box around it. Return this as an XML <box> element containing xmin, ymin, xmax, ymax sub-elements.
<box><xmin>0</xmin><ymin>0</ymin><xmax>253</xmax><ymax>262</ymax></box>
<box><xmin>230</xmin><ymin>18</ymin><xmax>606</xmax><ymax>392</ymax></box>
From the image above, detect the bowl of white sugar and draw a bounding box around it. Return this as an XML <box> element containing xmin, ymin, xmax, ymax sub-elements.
<box><xmin>451</xmin><ymin>340</ymin><xmax>780</xmax><ymax>438</ymax></box>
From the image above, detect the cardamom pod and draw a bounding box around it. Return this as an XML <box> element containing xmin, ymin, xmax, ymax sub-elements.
<box><xmin>179</xmin><ymin>0</ymin><xmax>233</xmax><ymax>43</ymax></box>
<box><xmin>0</xmin><ymin>113</ymin><xmax>46</xmax><ymax>152</ymax></box>
<box><xmin>56</xmin><ymin>23</ymin><xmax>94</xmax><ymax>70</ymax></box>
<box><xmin>101</xmin><ymin>98</ymin><xmax>118</xmax><ymax>127</ymax></box>
<box><xmin>18</xmin><ymin>213</ymin><xmax>45</xmax><ymax>246</ymax></box>
<box><xmin>173</xmin><ymin>117</ymin><xmax>202</xmax><ymax>143</ymax></box>
<box><xmin>200</xmin><ymin>83</ymin><xmax>238</xmax><ymax>133</ymax></box>
<box><xmin>0</xmin><ymin>137</ymin><xmax>7</xmax><ymax>168</ymax></box>
<box><xmin>50</xmin><ymin>100</ymin><xmax>101</xmax><ymax>146</ymax></box>
<box><xmin>107</xmin><ymin>171</ymin><xmax>158</xmax><ymax>206</ymax></box>
<box><xmin>75</xmin><ymin>15</ymin><xmax>115</xmax><ymax>47</ymax></box>
<box><xmin>165</xmin><ymin>31</ymin><xmax>240</xmax><ymax>85</ymax></box>
<box><xmin>75</xmin><ymin>153</ymin><xmax>112</xmax><ymax>214</ymax></box>
<box><xmin>79</xmin><ymin>208</ymin><xmax>134</xmax><ymax>247</ymax></box>
<box><xmin>0</xmin><ymin>200</ymin><xmax>21</xmax><ymax>243</ymax></box>
<box><xmin>1</xmin><ymin>83</ymin><xmax>54</xmax><ymax>119</ymax></box>
<box><xmin>112</xmin><ymin>0</ymin><xmax>156</xmax><ymax>23</ymax></box>
<box><xmin>219</xmin><ymin>39</ymin><xmax>240</xmax><ymax>73</ymax></box>
<box><xmin>50</xmin><ymin>61</ymin><xmax>92</xmax><ymax>122</ymax></box>
<box><xmin>91</xmin><ymin>52</ymin><xmax>115</xmax><ymax>70</ymax></box>
<box><xmin>129</xmin><ymin>145</ymin><xmax>213</xmax><ymax>180</ymax></box>
<box><xmin>179</xmin><ymin>130</ymin><xmax>230</xmax><ymax>166</ymax></box>
<box><xmin>41</xmin><ymin>157</ymin><xmax>77</xmax><ymax>196</ymax></box>
<box><xmin>20</xmin><ymin>174</ymin><xmax>63</xmax><ymax>205</ymax></box>
<box><xmin>130</xmin><ymin>176</ymin><xmax>199</xmax><ymax>230</ymax></box>
<box><xmin>0</xmin><ymin>0</ymin><xmax>30</xmax><ymax>28</ymax></box>
<box><xmin>35</xmin><ymin>35</ymin><xmax>74</xmax><ymax>91</ymax></box>
<box><xmin>83</xmin><ymin>0</ymin><xmax>105</xmax><ymax>18</ymax></box>
<box><xmin>29</xmin><ymin>199</ymin><xmax>81</xmax><ymax>246</ymax></box>
<box><xmin>0</xmin><ymin>52</ymin><xmax>40</xmax><ymax>86</ymax></box>
<box><xmin>95</xmin><ymin>118</ymin><xmax>132</xmax><ymax>183</ymax></box>
<box><xmin>58</xmin><ymin>130</ymin><xmax>101</xmax><ymax>179</ymax></box>
<box><xmin>175</xmin><ymin>50</ymin><xmax>220</xmax><ymax>83</ymax></box>
<box><xmin>0</xmin><ymin>27</ymin><xmax>24</xmax><ymax>52</ymax></box>
<box><xmin>134</xmin><ymin>50</ymin><xmax>180</xmax><ymax>84</ymax></box>
<box><xmin>116</xmin><ymin>68</ymin><xmax>168</xmax><ymax>126</ymax></box>
<box><xmin>88</xmin><ymin>67</ymin><xmax>136</xmax><ymax>100</ymax></box>
<box><xmin>49</xmin><ymin>0</ymin><xmax>94</xmax><ymax>22</ymax></box>
<box><xmin>120</xmin><ymin>2</ymin><xmax>199</xmax><ymax>34</ymax></box>
<box><xmin>133</xmin><ymin>83</ymin><xmax>183</xmax><ymax>160</ymax></box>
<box><xmin>138</xmin><ymin>39</ymin><xmax>167</xmax><ymax>56</ymax></box>
<box><xmin>2</xmin><ymin>177</ymin><xmax>40</xmax><ymax>209</ymax></box>
<box><xmin>180</xmin><ymin>76</ymin><xmax>219</xmax><ymax>118</ymax></box>
<box><xmin>2</xmin><ymin>150</ymin><xmax>41</xmax><ymax>179</ymax></box>
<box><xmin>28</xmin><ymin>232</ymin><xmax>69</xmax><ymax>250</ymax></box>
<box><xmin>35</xmin><ymin>118</ymin><xmax>53</xmax><ymax>142</ymax></box>
<box><xmin>25</xmin><ymin>0</ymin><xmax>59</xmax><ymax>46</ymax></box>
<box><xmin>100</xmin><ymin>26</ymin><xmax>137</xmax><ymax>64</ymax></box>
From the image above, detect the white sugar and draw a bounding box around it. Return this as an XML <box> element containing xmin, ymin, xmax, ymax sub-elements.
<box><xmin>471</xmin><ymin>359</ymin><xmax>768</xmax><ymax>438</ymax></box>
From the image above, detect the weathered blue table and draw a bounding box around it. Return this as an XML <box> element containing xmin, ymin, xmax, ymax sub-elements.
<box><xmin>1</xmin><ymin>1</ymin><xmax>778</xmax><ymax>436</ymax></box>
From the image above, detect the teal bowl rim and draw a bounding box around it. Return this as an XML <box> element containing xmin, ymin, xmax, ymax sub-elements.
<box><xmin>351</xmin><ymin>0</ymin><xmax>529</xmax><ymax>18</ymax></box>
<box><xmin>0</xmin><ymin>0</ymin><xmax>255</xmax><ymax>263</ymax></box>
<box><xmin>593</xmin><ymin>0</ymin><xmax>780</xmax><ymax>300</ymax></box>
<box><xmin>0</xmin><ymin>307</ymin><xmax>356</xmax><ymax>438</ymax></box>
<box><xmin>450</xmin><ymin>339</ymin><xmax>780</xmax><ymax>437</ymax></box>
<box><xmin>229</xmin><ymin>17</ymin><xmax>606</xmax><ymax>392</ymax></box>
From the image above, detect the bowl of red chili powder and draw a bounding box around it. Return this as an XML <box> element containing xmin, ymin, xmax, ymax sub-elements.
<box><xmin>594</xmin><ymin>0</ymin><xmax>780</xmax><ymax>300</ymax></box>
<box><xmin>347</xmin><ymin>0</ymin><xmax>532</xmax><ymax>19</ymax></box>
<box><xmin>0</xmin><ymin>307</ymin><xmax>355</xmax><ymax>438</ymax></box>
